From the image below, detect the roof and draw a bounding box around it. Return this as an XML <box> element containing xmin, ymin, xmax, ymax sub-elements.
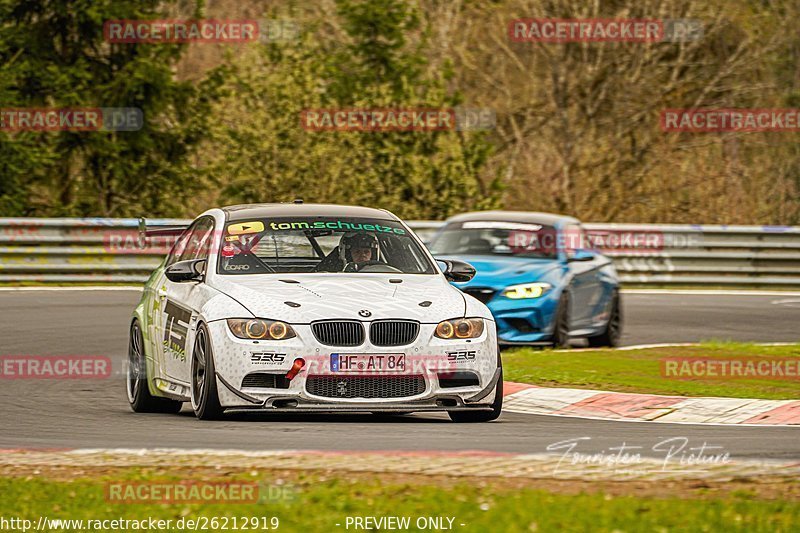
<box><xmin>444</xmin><ymin>210</ymin><xmax>580</xmax><ymax>227</ymax></box>
<box><xmin>222</xmin><ymin>203</ymin><xmax>399</xmax><ymax>221</ymax></box>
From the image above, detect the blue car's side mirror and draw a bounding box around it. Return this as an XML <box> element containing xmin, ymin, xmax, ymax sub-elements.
<box><xmin>567</xmin><ymin>249</ymin><xmax>595</xmax><ymax>263</ymax></box>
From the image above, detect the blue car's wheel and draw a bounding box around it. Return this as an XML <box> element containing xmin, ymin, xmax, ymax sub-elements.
<box><xmin>550</xmin><ymin>292</ymin><xmax>571</xmax><ymax>348</ymax></box>
<box><xmin>588</xmin><ymin>291</ymin><xmax>622</xmax><ymax>347</ymax></box>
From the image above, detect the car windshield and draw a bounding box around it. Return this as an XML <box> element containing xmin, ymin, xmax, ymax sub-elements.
<box><xmin>428</xmin><ymin>221</ymin><xmax>559</xmax><ymax>259</ymax></box>
<box><xmin>217</xmin><ymin>217</ymin><xmax>436</xmax><ymax>275</ymax></box>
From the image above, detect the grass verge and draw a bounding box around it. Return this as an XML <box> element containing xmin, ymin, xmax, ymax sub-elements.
<box><xmin>503</xmin><ymin>342</ymin><xmax>800</xmax><ymax>399</ymax></box>
<box><xmin>1</xmin><ymin>467</ymin><xmax>798</xmax><ymax>532</ymax></box>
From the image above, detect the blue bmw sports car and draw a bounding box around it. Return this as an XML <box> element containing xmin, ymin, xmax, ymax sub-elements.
<box><xmin>428</xmin><ymin>211</ymin><xmax>621</xmax><ymax>348</ymax></box>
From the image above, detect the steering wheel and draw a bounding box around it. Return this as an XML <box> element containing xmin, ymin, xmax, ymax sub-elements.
<box><xmin>344</xmin><ymin>261</ymin><xmax>402</xmax><ymax>273</ymax></box>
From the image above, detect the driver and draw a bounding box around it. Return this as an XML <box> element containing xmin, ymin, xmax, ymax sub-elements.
<box><xmin>340</xmin><ymin>232</ymin><xmax>379</xmax><ymax>271</ymax></box>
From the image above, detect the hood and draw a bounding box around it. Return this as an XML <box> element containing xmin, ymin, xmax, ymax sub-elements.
<box><xmin>437</xmin><ymin>254</ymin><xmax>561</xmax><ymax>288</ymax></box>
<box><xmin>209</xmin><ymin>273</ymin><xmax>466</xmax><ymax>323</ymax></box>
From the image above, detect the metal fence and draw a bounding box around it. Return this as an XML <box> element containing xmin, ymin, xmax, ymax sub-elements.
<box><xmin>1</xmin><ymin>218</ymin><xmax>799</xmax><ymax>286</ymax></box>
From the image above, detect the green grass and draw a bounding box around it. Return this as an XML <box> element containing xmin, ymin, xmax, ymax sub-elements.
<box><xmin>0</xmin><ymin>281</ymin><xmax>143</xmax><ymax>287</ymax></box>
<box><xmin>1</xmin><ymin>470</ymin><xmax>798</xmax><ymax>532</ymax></box>
<box><xmin>503</xmin><ymin>342</ymin><xmax>800</xmax><ymax>399</ymax></box>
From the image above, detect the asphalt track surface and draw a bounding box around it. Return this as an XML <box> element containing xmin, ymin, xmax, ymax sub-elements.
<box><xmin>0</xmin><ymin>289</ymin><xmax>798</xmax><ymax>460</ymax></box>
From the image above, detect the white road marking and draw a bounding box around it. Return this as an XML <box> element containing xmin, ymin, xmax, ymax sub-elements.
<box><xmin>623</xmin><ymin>289</ymin><xmax>800</xmax><ymax>296</ymax></box>
<box><xmin>616</xmin><ymin>342</ymin><xmax>797</xmax><ymax>351</ymax></box>
<box><xmin>772</xmin><ymin>298</ymin><xmax>800</xmax><ymax>308</ymax></box>
<box><xmin>500</xmin><ymin>407</ymin><xmax>800</xmax><ymax>427</ymax></box>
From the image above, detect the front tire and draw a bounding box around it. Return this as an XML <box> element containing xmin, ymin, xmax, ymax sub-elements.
<box><xmin>588</xmin><ymin>291</ymin><xmax>622</xmax><ymax>348</ymax></box>
<box><xmin>127</xmin><ymin>320</ymin><xmax>183</xmax><ymax>414</ymax></box>
<box><xmin>448</xmin><ymin>356</ymin><xmax>503</xmax><ymax>423</ymax></box>
<box><xmin>191</xmin><ymin>323</ymin><xmax>224</xmax><ymax>420</ymax></box>
<box><xmin>550</xmin><ymin>291</ymin><xmax>571</xmax><ymax>349</ymax></box>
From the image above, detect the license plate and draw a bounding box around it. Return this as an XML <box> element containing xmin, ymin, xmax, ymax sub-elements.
<box><xmin>330</xmin><ymin>353</ymin><xmax>406</xmax><ymax>373</ymax></box>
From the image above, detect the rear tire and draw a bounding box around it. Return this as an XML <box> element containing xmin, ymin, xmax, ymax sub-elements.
<box><xmin>127</xmin><ymin>320</ymin><xmax>183</xmax><ymax>414</ymax></box>
<box><xmin>588</xmin><ymin>291</ymin><xmax>622</xmax><ymax>348</ymax></box>
<box><xmin>550</xmin><ymin>292</ymin><xmax>571</xmax><ymax>349</ymax></box>
<box><xmin>448</xmin><ymin>354</ymin><xmax>503</xmax><ymax>423</ymax></box>
<box><xmin>191</xmin><ymin>323</ymin><xmax>224</xmax><ymax>420</ymax></box>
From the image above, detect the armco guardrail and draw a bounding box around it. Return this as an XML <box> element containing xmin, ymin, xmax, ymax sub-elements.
<box><xmin>1</xmin><ymin>218</ymin><xmax>799</xmax><ymax>286</ymax></box>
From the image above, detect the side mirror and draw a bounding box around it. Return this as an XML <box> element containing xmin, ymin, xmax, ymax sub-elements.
<box><xmin>436</xmin><ymin>258</ymin><xmax>476</xmax><ymax>283</ymax></box>
<box><xmin>165</xmin><ymin>259</ymin><xmax>206</xmax><ymax>283</ymax></box>
<box><xmin>567</xmin><ymin>249</ymin><xmax>595</xmax><ymax>263</ymax></box>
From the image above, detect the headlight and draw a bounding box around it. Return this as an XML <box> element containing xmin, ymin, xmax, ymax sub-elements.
<box><xmin>434</xmin><ymin>318</ymin><xmax>485</xmax><ymax>339</ymax></box>
<box><xmin>502</xmin><ymin>282</ymin><xmax>552</xmax><ymax>299</ymax></box>
<box><xmin>227</xmin><ymin>319</ymin><xmax>296</xmax><ymax>340</ymax></box>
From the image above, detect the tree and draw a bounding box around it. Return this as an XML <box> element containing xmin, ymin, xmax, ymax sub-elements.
<box><xmin>441</xmin><ymin>0</ymin><xmax>800</xmax><ymax>223</ymax></box>
<box><xmin>199</xmin><ymin>0</ymin><xmax>501</xmax><ymax>220</ymax></box>
<box><xmin>0</xmin><ymin>0</ymin><xmax>211</xmax><ymax>216</ymax></box>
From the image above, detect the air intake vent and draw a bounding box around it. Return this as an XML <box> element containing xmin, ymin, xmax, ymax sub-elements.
<box><xmin>306</xmin><ymin>375</ymin><xmax>425</xmax><ymax>399</ymax></box>
<box><xmin>311</xmin><ymin>320</ymin><xmax>365</xmax><ymax>346</ymax></box>
<box><xmin>437</xmin><ymin>371</ymin><xmax>480</xmax><ymax>388</ymax></box>
<box><xmin>369</xmin><ymin>320</ymin><xmax>420</xmax><ymax>346</ymax></box>
<box><xmin>241</xmin><ymin>373</ymin><xmax>290</xmax><ymax>389</ymax></box>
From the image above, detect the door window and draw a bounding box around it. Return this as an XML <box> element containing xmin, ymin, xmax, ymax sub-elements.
<box><xmin>178</xmin><ymin>217</ymin><xmax>215</xmax><ymax>262</ymax></box>
<box><xmin>563</xmin><ymin>224</ymin><xmax>587</xmax><ymax>259</ymax></box>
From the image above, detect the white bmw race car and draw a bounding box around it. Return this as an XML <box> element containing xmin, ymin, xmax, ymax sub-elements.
<box><xmin>127</xmin><ymin>203</ymin><xmax>503</xmax><ymax>422</ymax></box>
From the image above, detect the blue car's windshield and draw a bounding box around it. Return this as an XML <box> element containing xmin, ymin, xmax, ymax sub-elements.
<box><xmin>428</xmin><ymin>221</ymin><xmax>559</xmax><ymax>259</ymax></box>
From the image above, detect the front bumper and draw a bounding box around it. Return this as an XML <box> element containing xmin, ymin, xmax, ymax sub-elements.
<box><xmin>483</xmin><ymin>290</ymin><xmax>560</xmax><ymax>344</ymax></box>
<box><xmin>218</xmin><ymin>368</ymin><xmax>501</xmax><ymax>413</ymax></box>
<box><xmin>207</xmin><ymin>320</ymin><xmax>499</xmax><ymax>411</ymax></box>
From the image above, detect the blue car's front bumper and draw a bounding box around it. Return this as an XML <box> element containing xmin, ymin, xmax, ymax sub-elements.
<box><xmin>462</xmin><ymin>287</ymin><xmax>560</xmax><ymax>344</ymax></box>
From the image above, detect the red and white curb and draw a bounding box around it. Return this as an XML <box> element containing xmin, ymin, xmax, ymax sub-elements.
<box><xmin>503</xmin><ymin>382</ymin><xmax>800</xmax><ymax>426</ymax></box>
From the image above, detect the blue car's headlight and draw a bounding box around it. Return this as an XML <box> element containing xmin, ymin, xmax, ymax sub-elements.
<box><xmin>502</xmin><ymin>282</ymin><xmax>552</xmax><ymax>299</ymax></box>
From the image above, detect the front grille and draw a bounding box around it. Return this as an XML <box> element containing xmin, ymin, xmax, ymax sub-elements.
<box><xmin>463</xmin><ymin>287</ymin><xmax>496</xmax><ymax>304</ymax></box>
<box><xmin>241</xmin><ymin>373</ymin><xmax>290</xmax><ymax>389</ymax></box>
<box><xmin>311</xmin><ymin>320</ymin><xmax>365</xmax><ymax>346</ymax></box>
<box><xmin>370</xmin><ymin>320</ymin><xmax>420</xmax><ymax>346</ymax></box>
<box><xmin>306</xmin><ymin>375</ymin><xmax>425</xmax><ymax>399</ymax></box>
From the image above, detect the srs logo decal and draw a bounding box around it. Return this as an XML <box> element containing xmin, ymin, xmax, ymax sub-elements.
<box><xmin>447</xmin><ymin>350</ymin><xmax>476</xmax><ymax>363</ymax></box>
<box><xmin>250</xmin><ymin>352</ymin><xmax>287</xmax><ymax>364</ymax></box>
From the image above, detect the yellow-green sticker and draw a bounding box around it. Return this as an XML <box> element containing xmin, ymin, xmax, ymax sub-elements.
<box><xmin>227</xmin><ymin>221</ymin><xmax>264</xmax><ymax>235</ymax></box>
